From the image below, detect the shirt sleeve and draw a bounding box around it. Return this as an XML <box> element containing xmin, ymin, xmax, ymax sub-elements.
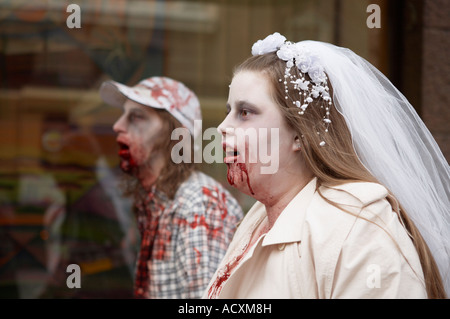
<box><xmin>329</xmin><ymin>198</ymin><xmax>427</xmax><ymax>298</ymax></box>
<box><xmin>175</xmin><ymin>185</ymin><xmax>242</xmax><ymax>299</ymax></box>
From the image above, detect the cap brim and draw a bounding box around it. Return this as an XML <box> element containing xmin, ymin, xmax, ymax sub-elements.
<box><xmin>100</xmin><ymin>80</ymin><xmax>168</xmax><ymax>112</ymax></box>
<box><xmin>99</xmin><ymin>81</ymin><xmax>129</xmax><ymax>108</ymax></box>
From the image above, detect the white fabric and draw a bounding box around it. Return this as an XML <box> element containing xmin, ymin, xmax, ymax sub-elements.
<box><xmin>296</xmin><ymin>41</ymin><xmax>450</xmax><ymax>294</ymax></box>
<box><xmin>204</xmin><ymin>178</ymin><xmax>427</xmax><ymax>298</ymax></box>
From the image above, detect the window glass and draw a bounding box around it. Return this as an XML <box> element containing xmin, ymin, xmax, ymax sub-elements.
<box><xmin>0</xmin><ymin>0</ymin><xmax>387</xmax><ymax>298</ymax></box>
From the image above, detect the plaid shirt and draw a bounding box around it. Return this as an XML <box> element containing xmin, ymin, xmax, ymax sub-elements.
<box><xmin>133</xmin><ymin>171</ymin><xmax>243</xmax><ymax>298</ymax></box>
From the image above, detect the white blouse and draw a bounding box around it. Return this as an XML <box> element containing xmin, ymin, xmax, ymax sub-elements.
<box><xmin>204</xmin><ymin>177</ymin><xmax>427</xmax><ymax>299</ymax></box>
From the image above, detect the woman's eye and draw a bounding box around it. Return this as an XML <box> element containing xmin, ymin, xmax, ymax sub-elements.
<box><xmin>239</xmin><ymin>109</ymin><xmax>251</xmax><ymax>118</ymax></box>
<box><xmin>224</xmin><ymin>105</ymin><xmax>255</xmax><ymax>119</ymax></box>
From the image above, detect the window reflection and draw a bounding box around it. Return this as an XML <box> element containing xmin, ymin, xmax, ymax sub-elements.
<box><xmin>0</xmin><ymin>0</ymin><xmax>389</xmax><ymax>298</ymax></box>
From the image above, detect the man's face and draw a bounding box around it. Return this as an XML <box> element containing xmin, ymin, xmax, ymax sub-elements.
<box><xmin>113</xmin><ymin>99</ymin><xmax>165</xmax><ymax>176</ymax></box>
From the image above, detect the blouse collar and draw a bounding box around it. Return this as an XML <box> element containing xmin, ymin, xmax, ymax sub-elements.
<box><xmin>261</xmin><ymin>177</ymin><xmax>317</xmax><ymax>247</ymax></box>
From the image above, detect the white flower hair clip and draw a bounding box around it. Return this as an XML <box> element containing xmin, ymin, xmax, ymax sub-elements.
<box><xmin>251</xmin><ymin>32</ymin><xmax>332</xmax><ymax>146</ymax></box>
<box><xmin>251</xmin><ymin>32</ymin><xmax>287</xmax><ymax>55</ymax></box>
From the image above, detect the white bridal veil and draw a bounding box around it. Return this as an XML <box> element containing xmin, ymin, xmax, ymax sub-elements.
<box><xmin>302</xmin><ymin>40</ymin><xmax>450</xmax><ymax>294</ymax></box>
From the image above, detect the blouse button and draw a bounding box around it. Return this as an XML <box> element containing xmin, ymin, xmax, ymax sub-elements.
<box><xmin>278</xmin><ymin>243</ymin><xmax>286</xmax><ymax>251</ymax></box>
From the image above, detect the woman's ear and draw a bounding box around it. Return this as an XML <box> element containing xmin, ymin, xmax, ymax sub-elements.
<box><xmin>293</xmin><ymin>135</ymin><xmax>302</xmax><ymax>151</ymax></box>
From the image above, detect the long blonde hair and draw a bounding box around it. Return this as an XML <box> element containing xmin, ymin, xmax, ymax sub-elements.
<box><xmin>234</xmin><ymin>52</ymin><xmax>446</xmax><ymax>299</ymax></box>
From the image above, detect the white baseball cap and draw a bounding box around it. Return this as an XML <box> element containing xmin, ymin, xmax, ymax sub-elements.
<box><xmin>100</xmin><ymin>76</ymin><xmax>202</xmax><ymax>139</ymax></box>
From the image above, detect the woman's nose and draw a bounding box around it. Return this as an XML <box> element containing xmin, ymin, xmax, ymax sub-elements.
<box><xmin>217</xmin><ymin>115</ymin><xmax>233</xmax><ymax>136</ymax></box>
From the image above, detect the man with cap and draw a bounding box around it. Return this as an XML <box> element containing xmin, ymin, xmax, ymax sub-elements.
<box><xmin>100</xmin><ymin>77</ymin><xmax>243</xmax><ymax>299</ymax></box>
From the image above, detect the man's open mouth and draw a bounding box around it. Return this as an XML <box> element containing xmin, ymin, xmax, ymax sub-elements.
<box><xmin>118</xmin><ymin>141</ymin><xmax>131</xmax><ymax>158</ymax></box>
<box><xmin>116</xmin><ymin>140</ymin><xmax>138</xmax><ymax>173</ymax></box>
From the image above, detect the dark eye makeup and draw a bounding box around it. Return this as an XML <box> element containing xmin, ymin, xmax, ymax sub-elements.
<box><xmin>225</xmin><ymin>100</ymin><xmax>259</xmax><ymax>119</ymax></box>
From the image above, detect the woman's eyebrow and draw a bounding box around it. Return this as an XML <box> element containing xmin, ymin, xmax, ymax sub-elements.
<box><xmin>226</xmin><ymin>100</ymin><xmax>259</xmax><ymax>113</ymax></box>
<box><xmin>236</xmin><ymin>100</ymin><xmax>259</xmax><ymax>112</ymax></box>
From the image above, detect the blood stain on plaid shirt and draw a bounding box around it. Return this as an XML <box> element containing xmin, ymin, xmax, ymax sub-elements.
<box><xmin>133</xmin><ymin>171</ymin><xmax>243</xmax><ymax>299</ymax></box>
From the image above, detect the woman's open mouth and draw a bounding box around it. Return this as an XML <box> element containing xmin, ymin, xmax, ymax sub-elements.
<box><xmin>223</xmin><ymin>145</ymin><xmax>240</xmax><ymax>163</ymax></box>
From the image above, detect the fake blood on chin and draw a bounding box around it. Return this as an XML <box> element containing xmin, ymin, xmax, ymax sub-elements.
<box><xmin>226</xmin><ymin>162</ymin><xmax>255</xmax><ymax>195</ymax></box>
<box><xmin>223</xmin><ymin>142</ymin><xmax>255</xmax><ymax>196</ymax></box>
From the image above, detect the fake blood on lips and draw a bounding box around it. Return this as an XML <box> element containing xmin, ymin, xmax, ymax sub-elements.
<box><xmin>118</xmin><ymin>143</ymin><xmax>138</xmax><ymax>172</ymax></box>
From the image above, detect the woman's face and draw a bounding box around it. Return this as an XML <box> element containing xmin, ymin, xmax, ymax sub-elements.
<box><xmin>113</xmin><ymin>99</ymin><xmax>166</xmax><ymax>183</ymax></box>
<box><xmin>218</xmin><ymin>70</ymin><xmax>300</xmax><ymax>198</ymax></box>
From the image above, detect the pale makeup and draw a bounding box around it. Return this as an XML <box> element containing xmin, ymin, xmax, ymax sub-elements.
<box><xmin>218</xmin><ymin>70</ymin><xmax>310</xmax><ymax>226</ymax></box>
<box><xmin>113</xmin><ymin>99</ymin><xmax>166</xmax><ymax>189</ymax></box>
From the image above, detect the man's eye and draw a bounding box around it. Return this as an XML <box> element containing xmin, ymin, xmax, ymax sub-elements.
<box><xmin>128</xmin><ymin>113</ymin><xmax>143</xmax><ymax>122</ymax></box>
